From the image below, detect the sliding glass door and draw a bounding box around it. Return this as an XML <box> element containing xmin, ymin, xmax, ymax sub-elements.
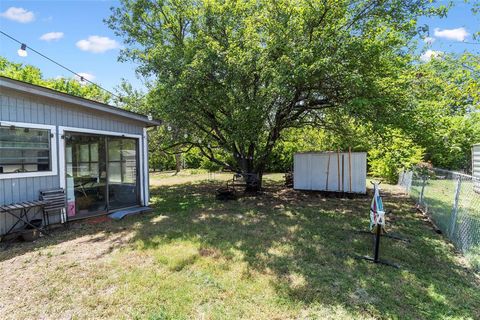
<box><xmin>107</xmin><ymin>138</ymin><xmax>138</xmax><ymax>210</ymax></box>
<box><xmin>65</xmin><ymin>134</ymin><xmax>107</xmax><ymax>217</ymax></box>
<box><xmin>65</xmin><ymin>133</ymin><xmax>139</xmax><ymax>218</ymax></box>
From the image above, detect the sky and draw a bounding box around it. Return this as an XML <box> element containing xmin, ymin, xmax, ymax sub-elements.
<box><xmin>0</xmin><ymin>0</ymin><xmax>479</xmax><ymax>94</ymax></box>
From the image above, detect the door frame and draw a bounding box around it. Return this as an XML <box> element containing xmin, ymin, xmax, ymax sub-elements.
<box><xmin>58</xmin><ymin>126</ymin><xmax>148</xmax><ymax>211</ymax></box>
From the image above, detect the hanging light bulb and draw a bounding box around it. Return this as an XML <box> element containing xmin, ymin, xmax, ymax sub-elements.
<box><xmin>184</xmin><ymin>133</ymin><xmax>188</xmax><ymax>139</ymax></box>
<box><xmin>17</xmin><ymin>43</ymin><xmax>27</xmax><ymax>57</ymax></box>
<box><xmin>167</xmin><ymin>125</ymin><xmax>172</xmax><ymax>131</ymax></box>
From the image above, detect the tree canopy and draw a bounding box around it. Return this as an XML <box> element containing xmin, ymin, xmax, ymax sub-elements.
<box><xmin>0</xmin><ymin>56</ymin><xmax>111</xmax><ymax>103</ymax></box>
<box><xmin>107</xmin><ymin>0</ymin><xmax>449</xmax><ymax>187</ymax></box>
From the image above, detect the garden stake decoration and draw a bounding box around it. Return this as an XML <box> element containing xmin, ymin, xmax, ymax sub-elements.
<box><xmin>356</xmin><ymin>181</ymin><xmax>400</xmax><ymax>268</ymax></box>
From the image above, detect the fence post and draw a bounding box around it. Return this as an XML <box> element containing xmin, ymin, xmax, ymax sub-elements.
<box><xmin>419</xmin><ymin>175</ymin><xmax>427</xmax><ymax>208</ymax></box>
<box><xmin>449</xmin><ymin>176</ymin><xmax>462</xmax><ymax>238</ymax></box>
<box><xmin>406</xmin><ymin>170</ymin><xmax>413</xmax><ymax>194</ymax></box>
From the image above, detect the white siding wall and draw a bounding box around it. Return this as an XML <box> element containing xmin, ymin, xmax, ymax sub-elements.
<box><xmin>293</xmin><ymin>152</ymin><xmax>367</xmax><ymax>194</ymax></box>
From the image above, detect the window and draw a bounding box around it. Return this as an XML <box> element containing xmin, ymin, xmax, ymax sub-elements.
<box><xmin>0</xmin><ymin>121</ymin><xmax>57</xmax><ymax>178</ymax></box>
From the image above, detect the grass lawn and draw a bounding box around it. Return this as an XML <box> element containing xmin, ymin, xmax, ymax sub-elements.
<box><xmin>0</xmin><ymin>171</ymin><xmax>479</xmax><ymax>319</ymax></box>
<box><xmin>410</xmin><ymin>176</ymin><xmax>480</xmax><ymax>266</ymax></box>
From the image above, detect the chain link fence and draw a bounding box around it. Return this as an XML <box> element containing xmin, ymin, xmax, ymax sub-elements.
<box><xmin>399</xmin><ymin>167</ymin><xmax>480</xmax><ymax>270</ymax></box>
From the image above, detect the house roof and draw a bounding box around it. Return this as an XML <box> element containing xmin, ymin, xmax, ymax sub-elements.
<box><xmin>0</xmin><ymin>76</ymin><xmax>160</xmax><ymax>127</ymax></box>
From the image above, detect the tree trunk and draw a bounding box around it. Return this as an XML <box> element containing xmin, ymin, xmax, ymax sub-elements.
<box><xmin>175</xmin><ymin>153</ymin><xmax>182</xmax><ymax>173</ymax></box>
<box><xmin>235</xmin><ymin>155</ymin><xmax>261</xmax><ymax>192</ymax></box>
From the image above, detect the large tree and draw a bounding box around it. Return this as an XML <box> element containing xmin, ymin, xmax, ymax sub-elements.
<box><xmin>107</xmin><ymin>0</ymin><xmax>444</xmax><ymax>189</ymax></box>
<box><xmin>410</xmin><ymin>53</ymin><xmax>480</xmax><ymax>170</ymax></box>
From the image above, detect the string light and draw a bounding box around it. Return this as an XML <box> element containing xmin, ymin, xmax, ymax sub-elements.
<box><xmin>0</xmin><ymin>30</ymin><xmax>124</xmax><ymax>102</ymax></box>
<box><xmin>17</xmin><ymin>43</ymin><xmax>27</xmax><ymax>57</ymax></box>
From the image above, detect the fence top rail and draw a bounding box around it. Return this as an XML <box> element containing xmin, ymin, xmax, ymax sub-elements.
<box><xmin>425</xmin><ymin>167</ymin><xmax>479</xmax><ymax>181</ymax></box>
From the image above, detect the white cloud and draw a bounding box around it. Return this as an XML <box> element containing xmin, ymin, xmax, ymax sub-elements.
<box><xmin>0</xmin><ymin>7</ymin><xmax>35</xmax><ymax>23</ymax></box>
<box><xmin>40</xmin><ymin>32</ymin><xmax>64</xmax><ymax>42</ymax></box>
<box><xmin>75</xmin><ymin>72</ymin><xmax>96</xmax><ymax>83</ymax></box>
<box><xmin>420</xmin><ymin>50</ymin><xmax>443</xmax><ymax>62</ymax></box>
<box><xmin>433</xmin><ymin>27</ymin><xmax>469</xmax><ymax>42</ymax></box>
<box><xmin>76</xmin><ymin>35</ymin><xmax>119</xmax><ymax>53</ymax></box>
<box><xmin>423</xmin><ymin>37</ymin><xmax>435</xmax><ymax>45</ymax></box>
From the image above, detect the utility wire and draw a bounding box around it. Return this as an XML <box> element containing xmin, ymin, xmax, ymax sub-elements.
<box><xmin>0</xmin><ymin>30</ymin><xmax>123</xmax><ymax>101</ymax></box>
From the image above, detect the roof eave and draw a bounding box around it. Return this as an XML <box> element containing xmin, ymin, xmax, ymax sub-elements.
<box><xmin>0</xmin><ymin>76</ymin><xmax>160</xmax><ymax>127</ymax></box>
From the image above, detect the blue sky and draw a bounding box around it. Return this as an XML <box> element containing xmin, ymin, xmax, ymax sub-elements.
<box><xmin>0</xmin><ymin>0</ymin><xmax>479</xmax><ymax>94</ymax></box>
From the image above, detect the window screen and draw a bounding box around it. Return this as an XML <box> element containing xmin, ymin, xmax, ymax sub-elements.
<box><xmin>0</xmin><ymin>125</ymin><xmax>51</xmax><ymax>174</ymax></box>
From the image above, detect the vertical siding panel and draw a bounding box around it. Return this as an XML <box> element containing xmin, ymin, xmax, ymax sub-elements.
<box><xmin>16</xmin><ymin>97</ymin><xmax>23</xmax><ymax>122</ymax></box>
<box><xmin>4</xmin><ymin>178</ymin><xmax>13</xmax><ymax>204</ymax></box>
<box><xmin>24</xmin><ymin>99</ymin><xmax>32</xmax><ymax>123</ymax></box>
<box><xmin>0</xmin><ymin>180</ymin><xmax>4</xmax><ymax>204</ymax></box>
<box><xmin>18</xmin><ymin>178</ymin><xmax>26</xmax><ymax>202</ymax></box>
<box><xmin>44</xmin><ymin>102</ymin><xmax>49</xmax><ymax>124</ymax></box>
<box><xmin>32</xmin><ymin>100</ymin><xmax>38</xmax><ymax>124</ymax></box>
<box><xmin>1</xmin><ymin>95</ymin><xmax>4</xmax><ymax>117</ymax></box>
<box><xmin>27</xmin><ymin>177</ymin><xmax>36</xmax><ymax>200</ymax></box>
<box><xmin>1</xmin><ymin>95</ymin><xmax>7</xmax><ymax>119</ymax></box>
<box><xmin>8</xmin><ymin>96</ymin><xmax>16</xmax><ymax>121</ymax></box>
<box><xmin>14</xmin><ymin>179</ymin><xmax>21</xmax><ymax>203</ymax></box>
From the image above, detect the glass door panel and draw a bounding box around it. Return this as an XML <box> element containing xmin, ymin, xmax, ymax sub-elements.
<box><xmin>65</xmin><ymin>134</ymin><xmax>107</xmax><ymax>218</ymax></box>
<box><xmin>107</xmin><ymin>137</ymin><xmax>139</xmax><ymax>209</ymax></box>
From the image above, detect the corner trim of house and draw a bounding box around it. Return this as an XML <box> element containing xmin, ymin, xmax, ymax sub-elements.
<box><xmin>142</xmin><ymin>128</ymin><xmax>149</xmax><ymax>206</ymax></box>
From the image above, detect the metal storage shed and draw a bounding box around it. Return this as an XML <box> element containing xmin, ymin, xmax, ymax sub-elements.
<box><xmin>473</xmin><ymin>144</ymin><xmax>480</xmax><ymax>193</ymax></box>
<box><xmin>0</xmin><ymin>76</ymin><xmax>159</xmax><ymax>236</ymax></box>
<box><xmin>293</xmin><ymin>151</ymin><xmax>367</xmax><ymax>194</ymax></box>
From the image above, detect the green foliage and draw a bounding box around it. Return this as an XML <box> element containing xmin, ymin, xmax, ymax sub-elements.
<box><xmin>0</xmin><ymin>56</ymin><xmax>110</xmax><ymax>103</ymax></box>
<box><xmin>268</xmin><ymin>122</ymin><xmax>371</xmax><ymax>172</ymax></box>
<box><xmin>107</xmin><ymin>0</ymin><xmax>441</xmax><ymax>182</ymax></box>
<box><xmin>368</xmin><ymin>131</ymin><xmax>424</xmax><ymax>183</ymax></box>
<box><xmin>410</xmin><ymin>53</ymin><xmax>480</xmax><ymax>170</ymax></box>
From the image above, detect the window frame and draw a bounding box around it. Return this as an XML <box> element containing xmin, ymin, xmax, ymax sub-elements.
<box><xmin>0</xmin><ymin>121</ymin><xmax>57</xmax><ymax>179</ymax></box>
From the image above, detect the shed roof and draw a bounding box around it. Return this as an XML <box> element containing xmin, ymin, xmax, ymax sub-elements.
<box><xmin>0</xmin><ymin>76</ymin><xmax>160</xmax><ymax>127</ymax></box>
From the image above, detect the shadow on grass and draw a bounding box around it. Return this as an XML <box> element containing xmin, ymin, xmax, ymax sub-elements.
<box><xmin>134</xmin><ymin>182</ymin><xmax>479</xmax><ymax>319</ymax></box>
<box><xmin>1</xmin><ymin>180</ymin><xmax>479</xmax><ymax>319</ymax></box>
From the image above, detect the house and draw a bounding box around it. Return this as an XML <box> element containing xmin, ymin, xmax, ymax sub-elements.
<box><xmin>0</xmin><ymin>76</ymin><xmax>159</xmax><ymax>235</ymax></box>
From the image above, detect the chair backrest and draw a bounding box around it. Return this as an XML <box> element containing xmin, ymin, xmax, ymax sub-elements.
<box><xmin>40</xmin><ymin>189</ymin><xmax>66</xmax><ymax>213</ymax></box>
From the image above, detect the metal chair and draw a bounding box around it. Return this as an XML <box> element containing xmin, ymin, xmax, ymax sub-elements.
<box><xmin>40</xmin><ymin>189</ymin><xmax>67</xmax><ymax>227</ymax></box>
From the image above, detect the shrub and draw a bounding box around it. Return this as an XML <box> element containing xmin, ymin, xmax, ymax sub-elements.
<box><xmin>368</xmin><ymin>133</ymin><xmax>424</xmax><ymax>183</ymax></box>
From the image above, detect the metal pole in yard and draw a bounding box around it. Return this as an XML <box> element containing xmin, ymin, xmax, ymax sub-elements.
<box><xmin>449</xmin><ymin>176</ymin><xmax>462</xmax><ymax>239</ymax></box>
<box><xmin>373</xmin><ymin>224</ymin><xmax>381</xmax><ymax>262</ymax></box>
<box><xmin>419</xmin><ymin>175</ymin><xmax>427</xmax><ymax>207</ymax></box>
